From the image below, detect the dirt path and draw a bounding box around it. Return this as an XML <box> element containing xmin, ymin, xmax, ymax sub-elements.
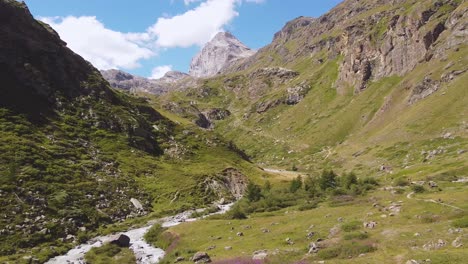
<box><xmin>406</xmin><ymin>192</ymin><xmax>464</xmax><ymax>211</ymax></box>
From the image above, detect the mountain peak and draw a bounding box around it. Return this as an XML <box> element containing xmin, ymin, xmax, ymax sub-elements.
<box><xmin>189</xmin><ymin>31</ymin><xmax>255</xmax><ymax>78</ymax></box>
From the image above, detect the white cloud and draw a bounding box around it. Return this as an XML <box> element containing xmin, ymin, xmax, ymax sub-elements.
<box><xmin>39</xmin><ymin>16</ymin><xmax>154</xmax><ymax>70</ymax></box>
<box><xmin>245</xmin><ymin>0</ymin><xmax>265</xmax><ymax>3</ymax></box>
<box><xmin>38</xmin><ymin>0</ymin><xmax>266</xmax><ymax>71</ymax></box>
<box><xmin>183</xmin><ymin>0</ymin><xmax>202</xmax><ymax>5</ymax></box>
<box><xmin>150</xmin><ymin>65</ymin><xmax>173</xmax><ymax>79</ymax></box>
<box><xmin>149</xmin><ymin>0</ymin><xmax>239</xmax><ymax>48</ymax></box>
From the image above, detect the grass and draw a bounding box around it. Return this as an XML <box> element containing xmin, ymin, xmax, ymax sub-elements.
<box><xmin>155</xmin><ymin>179</ymin><xmax>467</xmax><ymax>263</ymax></box>
<box><xmin>84</xmin><ymin>243</ymin><xmax>136</xmax><ymax>264</ymax></box>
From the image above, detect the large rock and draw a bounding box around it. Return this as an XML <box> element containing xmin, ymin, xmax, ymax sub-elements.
<box><xmin>252</xmin><ymin>249</ymin><xmax>268</xmax><ymax>260</ymax></box>
<box><xmin>192</xmin><ymin>251</ymin><xmax>211</xmax><ymax>263</ymax></box>
<box><xmin>130</xmin><ymin>198</ymin><xmax>144</xmax><ymax>211</ymax></box>
<box><xmin>189</xmin><ymin>32</ymin><xmax>255</xmax><ymax>78</ymax></box>
<box><xmin>110</xmin><ymin>234</ymin><xmax>130</xmax><ymax>247</ymax></box>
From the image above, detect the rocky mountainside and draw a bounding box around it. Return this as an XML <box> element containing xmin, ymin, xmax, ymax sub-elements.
<box><xmin>189</xmin><ymin>31</ymin><xmax>256</xmax><ymax>78</ymax></box>
<box><xmin>0</xmin><ymin>1</ymin><xmax>258</xmax><ymax>261</ymax></box>
<box><xmin>161</xmin><ymin>0</ymin><xmax>467</xmax><ymax>173</ymax></box>
<box><xmin>101</xmin><ymin>69</ymin><xmax>193</xmax><ymax>94</ymax></box>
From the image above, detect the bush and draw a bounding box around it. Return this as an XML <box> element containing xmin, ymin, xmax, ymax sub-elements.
<box><xmin>318</xmin><ymin>242</ymin><xmax>376</xmax><ymax>259</ymax></box>
<box><xmin>84</xmin><ymin>243</ymin><xmax>135</xmax><ymax>264</ymax></box>
<box><xmin>411</xmin><ymin>185</ymin><xmax>425</xmax><ymax>193</ymax></box>
<box><xmin>246</xmin><ymin>182</ymin><xmax>262</xmax><ymax>202</ymax></box>
<box><xmin>227</xmin><ymin>205</ymin><xmax>247</xmax><ymax>219</ymax></box>
<box><xmin>394</xmin><ymin>178</ymin><xmax>409</xmax><ymax>187</ymax></box>
<box><xmin>344</xmin><ymin>232</ymin><xmax>369</xmax><ymax>240</ymax></box>
<box><xmin>289</xmin><ymin>175</ymin><xmax>303</xmax><ymax>193</ymax></box>
<box><xmin>452</xmin><ymin>216</ymin><xmax>468</xmax><ymax>228</ymax></box>
<box><xmin>319</xmin><ymin>170</ymin><xmax>337</xmax><ymax>191</ymax></box>
<box><xmin>298</xmin><ymin>201</ymin><xmax>318</xmax><ymax>211</ymax></box>
<box><xmin>144</xmin><ymin>224</ymin><xmax>165</xmax><ymax>246</ymax></box>
<box><xmin>341</xmin><ymin>221</ymin><xmax>362</xmax><ymax>232</ymax></box>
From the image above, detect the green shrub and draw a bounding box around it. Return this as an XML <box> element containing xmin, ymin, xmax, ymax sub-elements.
<box><xmin>341</xmin><ymin>221</ymin><xmax>362</xmax><ymax>232</ymax></box>
<box><xmin>84</xmin><ymin>243</ymin><xmax>135</xmax><ymax>264</ymax></box>
<box><xmin>318</xmin><ymin>242</ymin><xmax>376</xmax><ymax>259</ymax></box>
<box><xmin>289</xmin><ymin>175</ymin><xmax>303</xmax><ymax>193</ymax></box>
<box><xmin>319</xmin><ymin>170</ymin><xmax>337</xmax><ymax>191</ymax></box>
<box><xmin>298</xmin><ymin>201</ymin><xmax>318</xmax><ymax>211</ymax></box>
<box><xmin>411</xmin><ymin>185</ymin><xmax>425</xmax><ymax>193</ymax></box>
<box><xmin>227</xmin><ymin>205</ymin><xmax>247</xmax><ymax>219</ymax></box>
<box><xmin>452</xmin><ymin>216</ymin><xmax>468</xmax><ymax>228</ymax></box>
<box><xmin>144</xmin><ymin>224</ymin><xmax>165</xmax><ymax>246</ymax></box>
<box><xmin>394</xmin><ymin>178</ymin><xmax>409</xmax><ymax>187</ymax></box>
<box><xmin>344</xmin><ymin>232</ymin><xmax>369</xmax><ymax>240</ymax></box>
<box><xmin>246</xmin><ymin>182</ymin><xmax>262</xmax><ymax>202</ymax></box>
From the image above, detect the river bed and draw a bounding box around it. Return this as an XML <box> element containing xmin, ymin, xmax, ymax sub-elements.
<box><xmin>45</xmin><ymin>203</ymin><xmax>233</xmax><ymax>264</ymax></box>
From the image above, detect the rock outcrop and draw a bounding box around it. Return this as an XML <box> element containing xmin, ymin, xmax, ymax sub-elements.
<box><xmin>189</xmin><ymin>32</ymin><xmax>255</xmax><ymax>78</ymax></box>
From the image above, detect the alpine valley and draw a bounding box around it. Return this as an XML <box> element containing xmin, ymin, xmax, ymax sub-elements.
<box><xmin>0</xmin><ymin>0</ymin><xmax>467</xmax><ymax>264</ymax></box>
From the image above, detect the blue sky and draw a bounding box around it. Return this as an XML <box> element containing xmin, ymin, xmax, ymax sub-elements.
<box><xmin>23</xmin><ymin>0</ymin><xmax>342</xmax><ymax>78</ymax></box>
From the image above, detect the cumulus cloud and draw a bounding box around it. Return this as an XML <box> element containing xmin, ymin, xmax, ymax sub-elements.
<box><xmin>39</xmin><ymin>16</ymin><xmax>154</xmax><ymax>70</ymax></box>
<box><xmin>183</xmin><ymin>0</ymin><xmax>202</xmax><ymax>5</ymax></box>
<box><xmin>150</xmin><ymin>65</ymin><xmax>173</xmax><ymax>79</ymax></box>
<box><xmin>149</xmin><ymin>0</ymin><xmax>239</xmax><ymax>48</ymax></box>
<box><xmin>39</xmin><ymin>0</ymin><xmax>265</xmax><ymax>72</ymax></box>
<box><xmin>245</xmin><ymin>0</ymin><xmax>265</xmax><ymax>3</ymax></box>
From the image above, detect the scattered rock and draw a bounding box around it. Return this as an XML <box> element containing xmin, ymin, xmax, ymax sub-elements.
<box><xmin>448</xmin><ymin>228</ymin><xmax>462</xmax><ymax>234</ymax></box>
<box><xmin>236</xmin><ymin>232</ymin><xmax>244</xmax><ymax>237</ymax></box>
<box><xmin>364</xmin><ymin>221</ymin><xmax>377</xmax><ymax>229</ymax></box>
<box><xmin>285</xmin><ymin>237</ymin><xmax>294</xmax><ymax>245</ymax></box>
<box><xmin>380</xmin><ymin>165</ymin><xmax>393</xmax><ymax>172</ymax></box>
<box><xmin>224</xmin><ymin>246</ymin><xmax>232</xmax><ymax>250</ymax></box>
<box><xmin>428</xmin><ymin>181</ymin><xmax>438</xmax><ymax>188</ymax></box>
<box><xmin>423</xmin><ymin>239</ymin><xmax>447</xmax><ymax>251</ymax></box>
<box><xmin>308</xmin><ymin>242</ymin><xmax>319</xmax><ymax>254</ymax></box>
<box><xmin>192</xmin><ymin>252</ymin><xmax>211</xmax><ymax>263</ymax></box>
<box><xmin>329</xmin><ymin>225</ymin><xmax>340</xmax><ymax>238</ymax></box>
<box><xmin>307</xmin><ymin>231</ymin><xmax>315</xmax><ymax>239</ymax></box>
<box><xmin>130</xmin><ymin>198</ymin><xmax>144</xmax><ymax>211</ymax></box>
<box><xmin>175</xmin><ymin>256</ymin><xmax>185</xmax><ymax>263</ymax></box>
<box><xmin>110</xmin><ymin>234</ymin><xmax>130</xmax><ymax>247</ymax></box>
<box><xmin>65</xmin><ymin>234</ymin><xmax>76</xmax><ymax>242</ymax></box>
<box><xmin>337</xmin><ymin>217</ymin><xmax>344</xmax><ymax>222</ymax></box>
<box><xmin>206</xmin><ymin>245</ymin><xmax>216</xmax><ymax>250</ymax></box>
<box><xmin>261</xmin><ymin>228</ymin><xmax>270</xmax><ymax>233</ymax></box>
<box><xmin>252</xmin><ymin>250</ymin><xmax>268</xmax><ymax>260</ymax></box>
<box><xmin>406</xmin><ymin>260</ymin><xmax>420</xmax><ymax>264</ymax></box>
<box><xmin>414</xmin><ymin>233</ymin><xmax>421</xmax><ymax>237</ymax></box>
<box><xmin>452</xmin><ymin>237</ymin><xmax>463</xmax><ymax>248</ymax></box>
<box><xmin>442</xmin><ymin>132</ymin><xmax>453</xmax><ymax>139</ymax></box>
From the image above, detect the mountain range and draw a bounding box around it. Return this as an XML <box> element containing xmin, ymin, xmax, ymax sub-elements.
<box><xmin>0</xmin><ymin>0</ymin><xmax>467</xmax><ymax>263</ymax></box>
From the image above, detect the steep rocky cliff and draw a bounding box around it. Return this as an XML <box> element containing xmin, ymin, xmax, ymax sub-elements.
<box><xmin>162</xmin><ymin>0</ymin><xmax>467</xmax><ymax>173</ymax></box>
<box><xmin>0</xmin><ymin>1</ymin><xmax>257</xmax><ymax>261</ymax></box>
<box><xmin>189</xmin><ymin>31</ymin><xmax>256</xmax><ymax>78</ymax></box>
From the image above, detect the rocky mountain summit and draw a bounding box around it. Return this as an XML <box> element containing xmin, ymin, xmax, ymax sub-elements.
<box><xmin>189</xmin><ymin>31</ymin><xmax>256</xmax><ymax>78</ymax></box>
<box><xmin>101</xmin><ymin>69</ymin><xmax>192</xmax><ymax>94</ymax></box>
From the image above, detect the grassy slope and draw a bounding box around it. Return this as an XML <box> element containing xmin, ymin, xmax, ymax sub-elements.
<box><xmin>153</xmin><ymin>1</ymin><xmax>467</xmax><ymax>263</ymax></box>
<box><xmin>159</xmin><ymin>178</ymin><xmax>467</xmax><ymax>263</ymax></box>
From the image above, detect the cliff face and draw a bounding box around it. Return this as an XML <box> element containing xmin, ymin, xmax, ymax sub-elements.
<box><xmin>160</xmin><ymin>0</ymin><xmax>467</xmax><ymax>170</ymax></box>
<box><xmin>189</xmin><ymin>32</ymin><xmax>255</xmax><ymax>78</ymax></box>
<box><xmin>230</xmin><ymin>0</ymin><xmax>466</xmax><ymax>93</ymax></box>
